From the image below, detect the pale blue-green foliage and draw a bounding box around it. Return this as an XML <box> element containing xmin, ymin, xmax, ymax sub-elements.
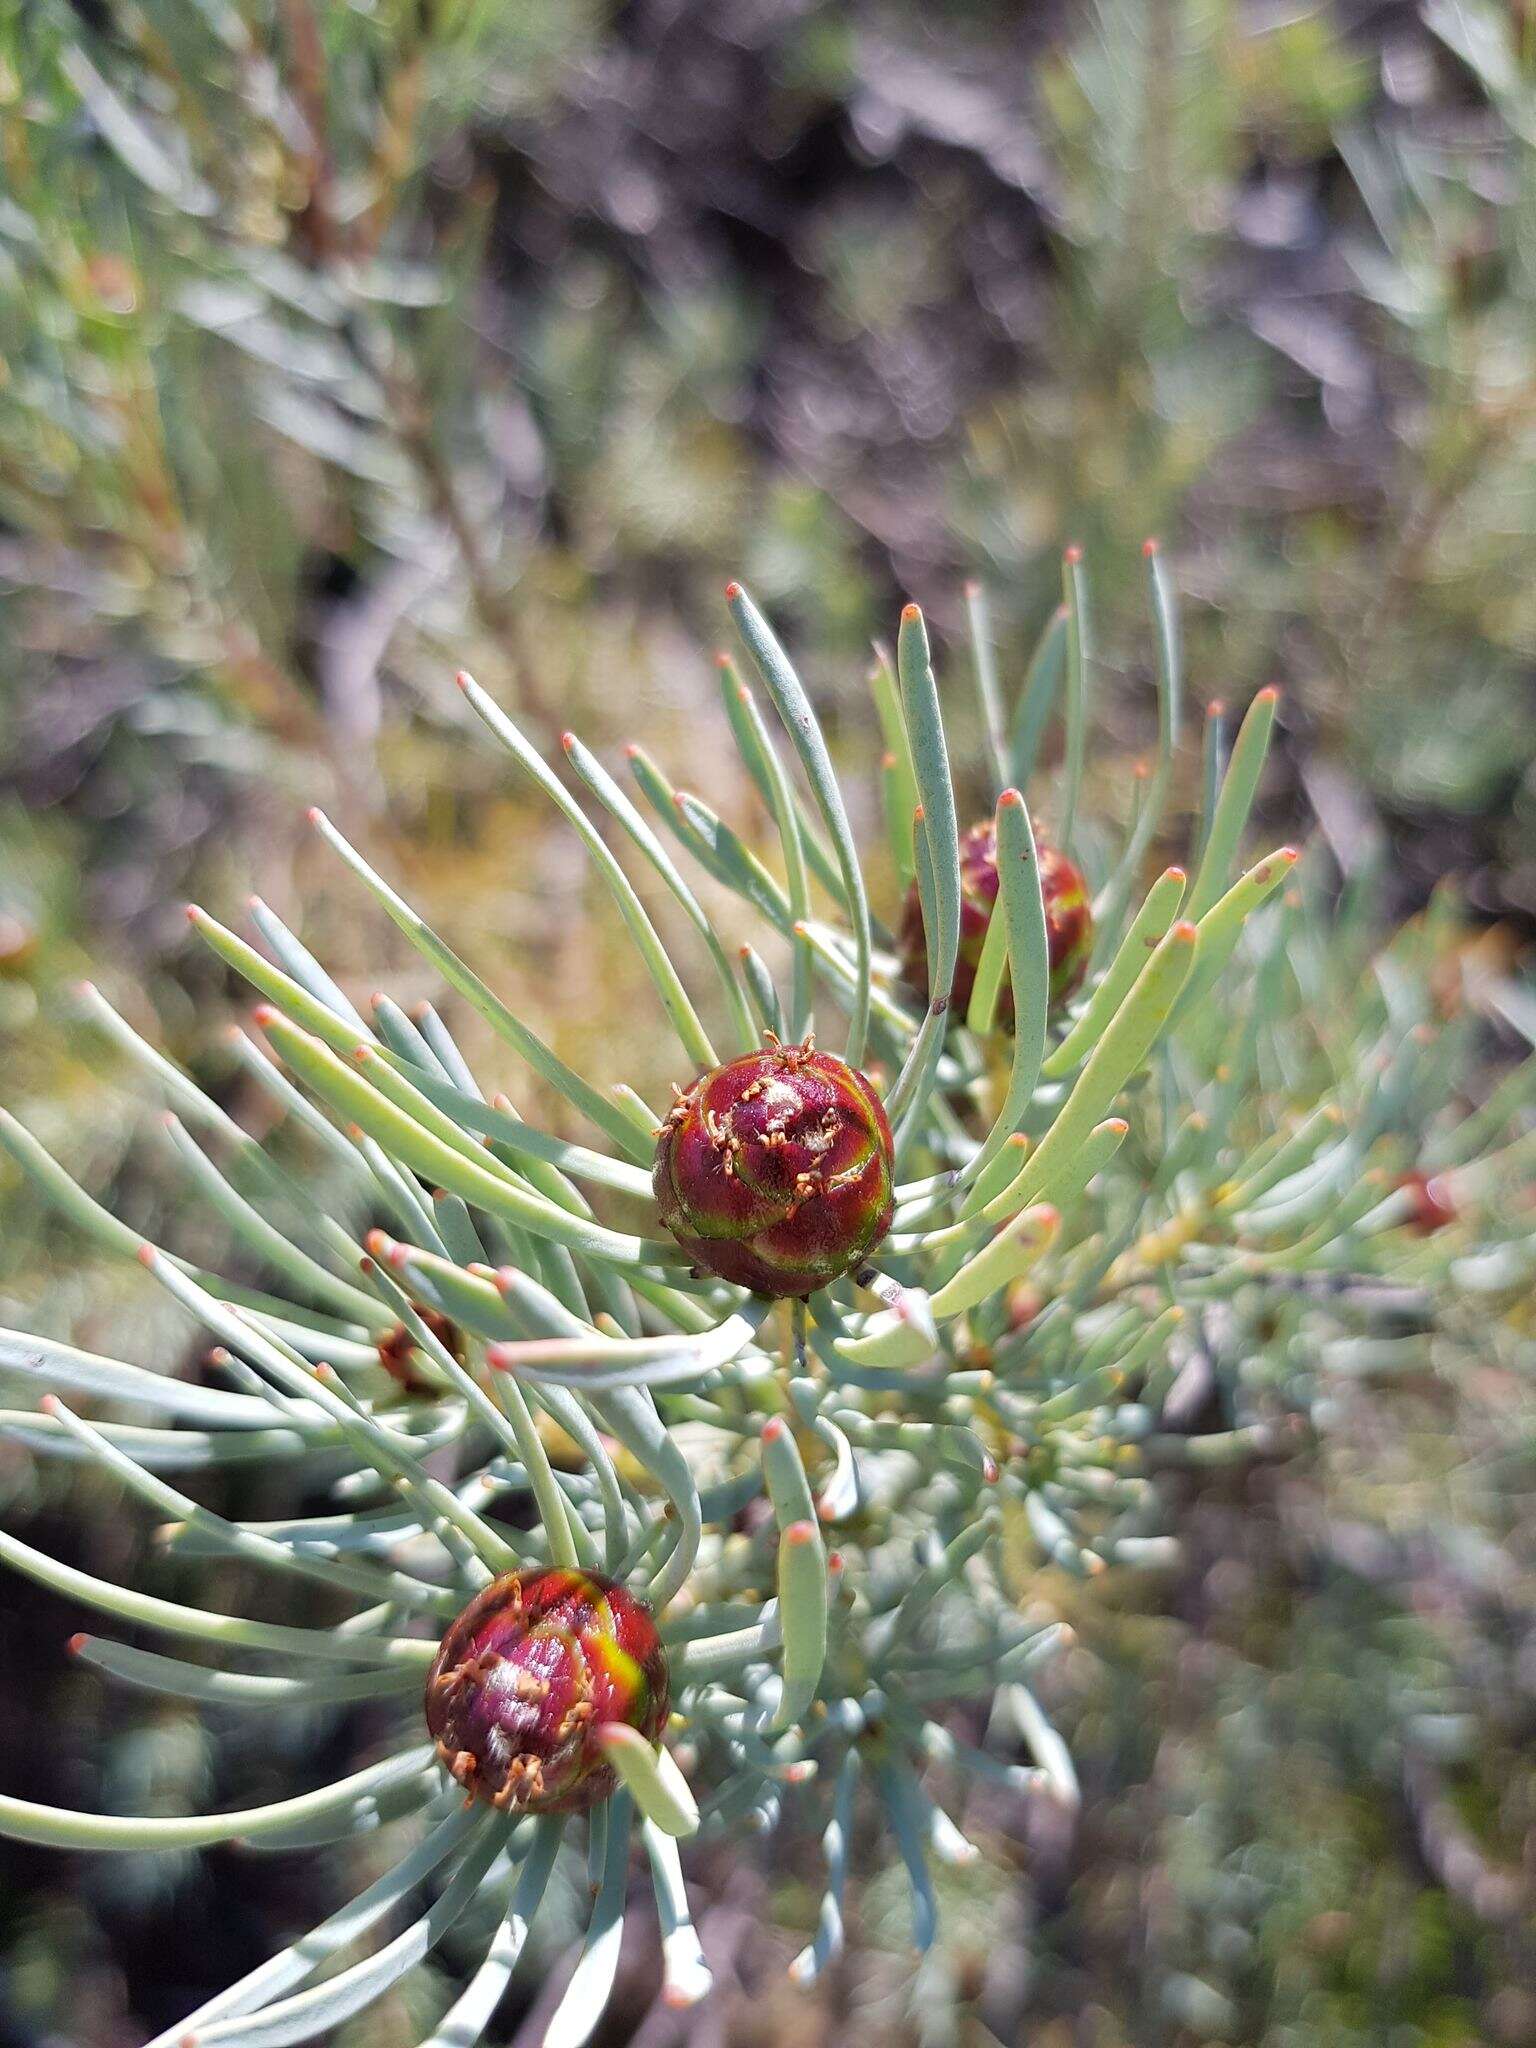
<box><xmin>2</xmin><ymin>556</ymin><xmax>1533</xmax><ymax>2045</ymax></box>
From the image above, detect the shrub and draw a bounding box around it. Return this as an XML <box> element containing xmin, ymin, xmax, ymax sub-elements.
<box><xmin>1</xmin><ymin>556</ymin><xmax>1529</xmax><ymax>2045</ymax></box>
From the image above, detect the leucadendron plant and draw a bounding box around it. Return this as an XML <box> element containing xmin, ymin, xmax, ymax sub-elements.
<box><xmin>2</xmin><ymin>549</ymin><xmax>1533</xmax><ymax>2046</ymax></box>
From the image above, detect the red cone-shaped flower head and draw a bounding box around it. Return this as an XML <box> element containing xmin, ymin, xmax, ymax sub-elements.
<box><xmin>899</xmin><ymin>817</ymin><xmax>1092</xmax><ymax>1023</ymax></box>
<box><xmin>425</xmin><ymin>1569</ymin><xmax>668</xmax><ymax>1813</ymax></box>
<box><xmin>653</xmin><ymin>1035</ymin><xmax>896</xmax><ymax>1297</ymax></box>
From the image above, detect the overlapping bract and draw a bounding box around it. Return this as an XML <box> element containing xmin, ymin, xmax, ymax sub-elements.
<box><xmin>0</xmin><ymin>550</ymin><xmax>1530</xmax><ymax>2047</ymax></box>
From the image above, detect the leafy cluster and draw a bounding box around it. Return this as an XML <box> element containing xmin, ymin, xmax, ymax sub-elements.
<box><xmin>1</xmin><ymin>557</ymin><xmax>1531</xmax><ymax>2045</ymax></box>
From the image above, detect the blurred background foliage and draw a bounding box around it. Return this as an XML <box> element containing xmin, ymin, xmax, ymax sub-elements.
<box><xmin>2</xmin><ymin>0</ymin><xmax>1535</xmax><ymax>2042</ymax></box>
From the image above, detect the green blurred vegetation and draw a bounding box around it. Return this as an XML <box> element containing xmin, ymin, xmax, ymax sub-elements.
<box><xmin>2</xmin><ymin>1</ymin><xmax>1535</xmax><ymax>2043</ymax></box>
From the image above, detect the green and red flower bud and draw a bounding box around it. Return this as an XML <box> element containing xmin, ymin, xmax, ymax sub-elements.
<box><xmin>898</xmin><ymin>816</ymin><xmax>1092</xmax><ymax>1022</ymax></box>
<box><xmin>425</xmin><ymin>1569</ymin><xmax>669</xmax><ymax>1814</ymax></box>
<box><xmin>374</xmin><ymin>1304</ymin><xmax>461</xmax><ymax>1394</ymax></box>
<box><xmin>653</xmin><ymin>1036</ymin><xmax>896</xmax><ymax>1297</ymax></box>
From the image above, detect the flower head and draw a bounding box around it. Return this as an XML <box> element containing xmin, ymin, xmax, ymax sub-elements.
<box><xmin>426</xmin><ymin>1569</ymin><xmax>669</xmax><ymax>1813</ymax></box>
<box><xmin>653</xmin><ymin>1036</ymin><xmax>895</xmax><ymax>1296</ymax></box>
<box><xmin>898</xmin><ymin>816</ymin><xmax>1092</xmax><ymax>1022</ymax></box>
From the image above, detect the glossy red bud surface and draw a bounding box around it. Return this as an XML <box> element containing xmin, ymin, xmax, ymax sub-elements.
<box><xmin>899</xmin><ymin>817</ymin><xmax>1093</xmax><ymax>1022</ymax></box>
<box><xmin>426</xmin><ymin>1569</ymin><xmax>669</xmax><ymax>1813</ymax></box>
<box><xmin>653</xmin><ymin>1036</ymin><xmax>895</xmax><ymax>1297</ymax></box>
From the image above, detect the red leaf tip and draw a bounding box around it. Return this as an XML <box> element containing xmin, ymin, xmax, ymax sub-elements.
<box><xmin>560</xmin><ymin>731</ymin><xmax>576</xmax><ymax>751</ymax></box>
<box><xmin>997</xmin><ymin>787</ymin><xmax>1024</xmax><ymax>809</ymax></box>
<box><xmin>1256</xmin><ymin>685</ymin><xmax>1280</xmax><ymax>704</ymax></box>
<box><xmin>1063</xmin><ymin>543</ymin><xmax>1083</xmax><ymax>564</ymax></box>
<box><xmin>784</xmin><ymin>1520</ymin><xmax>818</xmax><ymax>1547</ymax></box>
<box><xmin>1142</xmin><ymin>537</ymin><xmax>1159</xmax><ymax>557</ymax></box>
<box><xmin>761</xmin><ymin>1416</ymin><xmax>785</xmax><ymax>1443</ymax></box>
<box><xmin>1172</xmin><ymin>920</ymin><xmax>1198</xmax><ymax>941</ymax></box>
<box><xmin>66</xmin><ymin>1633</ymin><xmax>89</xmax><ymax>1657</ymax></box>
<box><xmin>900</xmin><ymin>602</ymin><xmax>921</xmax><ymax>622</ymax></box>
<box><xmin>724</xmin><ymin>580</ymin><xmax>742</xmax><ymax>600</ymax></box>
